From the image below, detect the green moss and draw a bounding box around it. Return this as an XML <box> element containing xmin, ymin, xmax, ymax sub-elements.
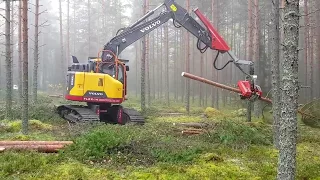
<box><xmin>205</xmin><ymin>107</ymin><xmax>224</xmax><ymax>118</ymax></box>
<box><xmin>0</xmin><ymin>151</ymin><xmax>60</xmax><ymax>178</ymax></box>
<box><xmin>296</xmin><ymin>143</ymin><xmax>320</xmax><ymax>179</ymax></box>
<box><xmin>125</xmin><ymin>161</ymin><xmax>254</xmax><ymax>180</ymax></box>
<box><xmin>231</xmin><ymin>108</ymin><xmax>247</xmax><ymax>117</ymax></box>
<box><xmin>0</xmin><ymin>132</ymin><xmax>57</xmax><ymax>141</ymax></box>
<box><xmin>1</xmin><ymin>120</ymin><xmax>53</xmax><ymax>133</ymax></box>
<box><xmin>152</xmin><ymin>115</ymin><xmax>203</xmax><ymax>123</ymax></box>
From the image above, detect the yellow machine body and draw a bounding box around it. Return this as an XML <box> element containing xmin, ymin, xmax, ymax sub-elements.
<box><xmin>65</xmin><ymin>58</ymin><xmax>126</xmax><ymax>104</ymax></box>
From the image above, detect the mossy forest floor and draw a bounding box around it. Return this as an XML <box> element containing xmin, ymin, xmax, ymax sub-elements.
<box><xmin>0</xmin><ymin>92</ymin><xmax>320</xmax><ymax>179</ymax></box>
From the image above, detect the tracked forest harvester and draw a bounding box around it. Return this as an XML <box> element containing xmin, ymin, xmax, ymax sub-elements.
<box><xmin>56</xmin><ymin>0</ymin><xmax>263</xmax><ymax>125</ymax></box>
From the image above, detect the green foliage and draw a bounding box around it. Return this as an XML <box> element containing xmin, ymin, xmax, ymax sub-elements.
<box><xmin>149</xmin><ymin>137</ymin><xmax>206</xmax><ymax>164</ymax></box>
<box><xmin>202</xmin><ymin>120</ymin><xmax>273</xmax><ymax>148</ymax></box>
<box><xmin>62</xmin><ymin>123</ymin><xmax>207</xmax><ymax>165</ymax></box>
<box><xmin>63</xmin><ymin>125</ymin><xmax>139</xmax><ymax>161</ymax></box>
<box><xmin>0</xmin><ymin>103</ymin><xmax>61</xmax><ymax>122</ymax></box>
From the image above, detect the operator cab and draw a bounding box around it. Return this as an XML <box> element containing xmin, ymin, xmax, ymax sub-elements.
<box><xmin>67</xmin><ymin>55</ymin><xmax>129</xmax><ymax>85</ymax></box>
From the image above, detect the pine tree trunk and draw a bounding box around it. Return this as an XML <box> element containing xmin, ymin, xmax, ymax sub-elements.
<box><xmin>199</xmin><ymin>53</ymin><xmax>203</xmax><ymax>106</ymax></box>
<box><xmin>303</xmin><ymin>0</ymin><xmax>309</xmax><ymax>102</ymax></box>
<box><xmin>67</xmin><ymin>0</ymin><xmax>70</xmax><ymax>65</ymax></box>
<box><xmin>214</xmin><ymin>1</ymin><xmax>220</xmax><ymax>109</ymax></box>
<box><xmin>73</xmin><ymin>1</ymin><xmax>76</xmax><ymax>54</ymax></box>
<box><xmin>5</xmin><ymin>0</ymin><xmax>12</xmax><ymax>120</ymax></box>
<box><xmin>87</xmin><ymin>0</ymin><xmax>91</xmax><ymax>56</ymax></box>
<box><xmin>135</xmin><ymin>43</ymin><xmax>139</xmax><ymax>97</ymax></box>
<box><xmin>185</xmin><ymin>0</ymin><xmax>190</xmax><ymax>114</ymax></box>
<box><xmin>317</xmin><ymin>0</ymin><xmax>320</xmax><ymax>98</ymax></box>
<box><xmin>277</xmin><ymin>1</ymin><xmax>300</xmax><ymax>179</ymax></box>
<box><xmin>309</xmin><ymin>5</ymin><xmax>314</xmax><ymax>100</ymax></box>
<box><xmin>246</xmin><ymin>0</ymin><xmax>253</xmax><ymax>121</ymax></box>
<box><xmin>165</xmin><ymin>23</ymin><xmax>169</xmax><ymax>106</ymax></box>
<box><xmin>174</xmin><ymin>30</ymin><xmax>178</xmax><ymax>101</ymax></box>
<box><xmin>211</xmin><ymin>0</ymin><xmax>216</xmax><ymax>108</ymax></box>
<box><xmin>59</xmin><ymin>0</ymin><xmax>64</xmax><ymax>89</ymax></box>
<box><xmin>180</xmin><ymin>30</ymin><xmax>185</xmax><ymax>103</ymax></box>
<box><xmin>32</xmin><ymin>0</ymin><xmax>40</xmax><ymax>103</ymax></box>
<box><xmin>18</xmin><ymin>0</ymin><xmax>22</xmax><ymax>102</ymax></box>
<box><xmin>22</xmin><ymin>0</ymin><xmax>29</xmax><ymax>135</ymax></box>
<box><xmin>271</xmin><ymin>0</ymin><xmax>281</xmax><ymax>149</ymax></box>
<box><xmin>152</xmin><ymin>30</ymin><xmax>156</xmax><ymax>100</ymax></box>
<box><xmin>146</xmin><ymin>0</ymin><xmax>151</xmax><ymax>106</ymax></box>
<box><xmin>141</xmin><ymin>0</ymin><xmax>147</xmax><ymax>112</ymax></box>
<box><xmin>253</xmin><ymin>0</ymin><xmax>261</xmax><ymax>117</ymax></box>
<box><xmin>192</xmin><ymin>37</ymin><xmax>195</xmax><ymax>104</ymax></box>
<box><xmin>160</xmin><ymin>27</ymin><xmax>163</xmax><ymax>100</ymax></box>
<box><xmin>10</xmin><ymin>1</ymin><xmax>14</xmax><ymax>90</ymax></box>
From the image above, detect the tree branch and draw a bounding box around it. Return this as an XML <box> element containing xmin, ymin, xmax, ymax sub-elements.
<box><xmin>300</xmin><ymin>8</ymin><xmax>320</xmax><ymax>17</ymax></box>
<box><xmin>0</xmin><ymin>14</ymin><xmax>9</xmax><ymax>22</ymax></box>
<box><xmin>39</xmin><ymin>44</ymin><xmax>46</xmax><ymax>48</ymax></box>
<box><xmin>39</xmin><ymin>9</ymin><xmax>47</xmax><ymax>15</ymax></box>
<box><xmin>39</xmin><ymin>20</ymin><xmax>49</xmax><ymax>27</ymax></box>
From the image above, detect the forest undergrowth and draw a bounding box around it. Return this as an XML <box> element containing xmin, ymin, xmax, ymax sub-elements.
<box><xmin>0</xmin><ymin>92</ymin><xmax>319</xmax><ymax>179</ymax></box>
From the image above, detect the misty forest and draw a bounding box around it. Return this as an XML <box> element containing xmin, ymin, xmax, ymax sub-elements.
<box><xmin>0</xmin><ymin>0</ymin><xmax>320</xmax><ymax>179</ymax></box>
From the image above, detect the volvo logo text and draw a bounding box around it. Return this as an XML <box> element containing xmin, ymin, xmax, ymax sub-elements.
<box><xmin>140</xmin><ymin>20</ymin><xmax>161</xmax><ymax>33</ymax></box>
<box><xmin>88</xmin><ymin>92</ymin><xmax>104</xmax><ymax>96</ymax></box>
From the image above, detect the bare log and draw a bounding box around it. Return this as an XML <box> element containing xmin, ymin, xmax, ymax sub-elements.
<box><xmin>0</xmin><ymin>141</ymin><xmax>73</xmax><ymax>146</ymax></box>
<box><xmin>0</xmin><ymin>141</ymin><xmax>73</xmax><ymax>153</ymax></box>
<box><xmin>160</xmin><ymin>113</ymin><xmax>185</xmax><ymax>116</ymax></box>
<box><xmin>48</xmin><ymin>95</ymin><xmax>63</xmax><ymax>98</ymax></box>
<box><xmin>173</xmin><ymin>122</ymin><xmax>209</xmax><ymax>128</ymax></box>
<box><xmin>0</xmin><ymin>145</ymin><xmax>65</xmax><ymax>153</ymax></box>
<box><xmin>181</xmin><ymin>72</ymin><xmax>272</xmax><ymax>103</ymax></box>
<box><xmin>182</xmin><ymin>130</ymin><xmax>202</xmax><ymax>135</ymax></box>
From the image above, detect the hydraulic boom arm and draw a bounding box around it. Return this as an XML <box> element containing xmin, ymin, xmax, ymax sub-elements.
<box><xmin>101</xmin><ymin>0</ymin><xmax>230</xmax><ymax>62</ymax></box>
<box><xmin>101</xmin><ymin>0</ymin><xmax>262</xmax><ymax>101</ymax></box>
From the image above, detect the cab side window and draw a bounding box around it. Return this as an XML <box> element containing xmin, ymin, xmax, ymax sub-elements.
<box><xmin>118</xmin><ymin>65</ymin><xmax>124</xmax><ymax>84</ymax></box>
